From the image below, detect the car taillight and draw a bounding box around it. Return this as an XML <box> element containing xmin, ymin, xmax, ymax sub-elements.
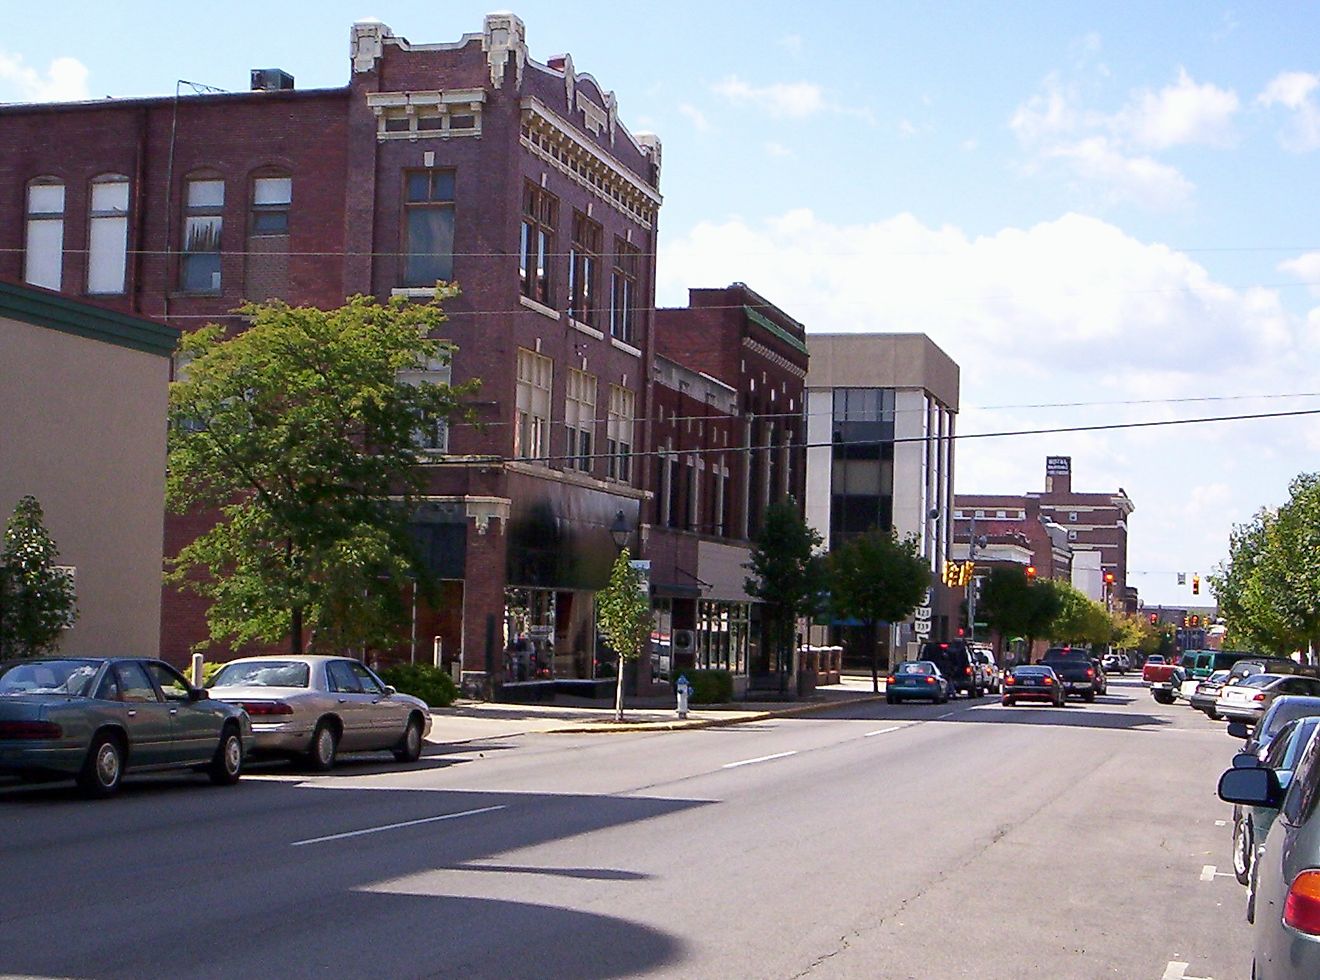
<box><xmin>886</xmin><ymin>676</ymin><xmax>896</xmax><ymax>685</ymax></box>
<box><xmin>924</xmin><ymin>676</ymin><xmax>936</xmax><ymax>685</ymax></box>
<box><xmin>1005</xmin><ymin>676</ymin><xmax>1016</xmax><ymax>685</ymax></box>
<box><xmin>1043</xmin><ymin>677</ymin><xmax>1054</xmax><ymax>685</ymax></box>
<box><xmin>238</xmin><ymin>701</ymin><xmax>294</xmax><ymax>716</ymax></box>
<box><xmin>0</xmin><ymin>720</ymin><xmax>62</xmax><ymax>739</ymax></box>
<box><xmin>1285</xmin><ymin>870</ymin><xmax>1320</xmax><ymax>934</ymax></box>
<box><xmin>965</xmin><ymin>666</ymin><xmax>973</xmax><ymax>675</ymax></box>
<box><xmin>1254</xmin><ymin>693</ymin><xmax>1267</xmax><ymax>702</ymax></box>
<box><xmin>1086</xmin><ymin>668</ymin><xmax>1095</xmax><ymax>678</ymax></box>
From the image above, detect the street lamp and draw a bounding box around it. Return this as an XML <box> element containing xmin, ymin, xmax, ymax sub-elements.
<box><xmin>966</xmin><ymin>513</ymin><xmax>987</xmax><ymax>645</ymax></box>
<box><xmin>609</xmin><ymin>509</ymin><xmax>632</xmax><ymax>552</ymax></box>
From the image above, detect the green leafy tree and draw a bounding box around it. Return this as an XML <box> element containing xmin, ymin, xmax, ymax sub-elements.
<box><xmin>0</xmin><ymin>496</ymin><xmax>78</xmax><ymax>658</ymax></box>
<box><xmin>595</xmin><ymin>548</ymin><xmax>652</xmax><ymax>722</ymax></box>
<box><xmin>827</xmin><ymin>530</ymin><xmax>929</xmax><ymax>693</ymax></box>
<box><xmin>166</xmin><ymin>289</ymin><xmax>477</xmax><ymax>655</ymax></box>
<box><xmin>745</xmin><ymin>498</ymin><xmax>825</xmax><ymax>690</ymax></box>
<box><xmin>1048</xmin><ymin>581</ymin><xmax>1111</xmax><ymax>647</ymax></box>
<box><xmin>979</xmin><ymin>566</ymin><xmax>1060</xmax><ymax>661</ymax></box>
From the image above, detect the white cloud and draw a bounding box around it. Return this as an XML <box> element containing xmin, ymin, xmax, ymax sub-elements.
<box><xmin>1046</xmin><ymin>136</ymin><xmax>1193</xmax><ymax>209</ymax></box>
<box><xmin>678</xmin><ymin>103</ymin><xmax>710</xmax><ymax>132</ymax></box>
<box><xmin>764</xmin><ymin>141</ymin><xmax>792</xmax><ymax>158</ymax></box>
<box><xmin>712</xmin><ymin>75</ymin><xmax>824</xmax><ymax>118</ymax></box>
<box><xmin>658</xmin><ymin>209</ymin><xmax>1319</xmax><ymax>601</ymax></box>
<box><xmin>1113</xmin><ymin>68</ymin><xmax>1238</xmax><ymax>150</ymax></box>
<box><xmin>1258</xmin><ymin>71</ymin><xmax>1320</xmax><ymax>151</ymax></box>
<box><xmin>0</xmin><ymin>52</ymin><xmax>90</xmax><ymax>102</ymax></box>
<box><xmin>1280</xmin><ymin>251</ymin><xmax>1320</xmax><ymax>298</ymax></box>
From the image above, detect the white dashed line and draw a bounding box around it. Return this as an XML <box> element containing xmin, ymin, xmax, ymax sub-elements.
<box><xmin>864</xmin><ymin>727</ymin><xmax>903</xmax><ymax>737</ymax></box>
<box><xmin>723</xmin><ymin>750</ymin><xmax>797</xmax><ymax>769</ymax></box>
<box><xmin>291</xmin><ymin>804</ymin><xmax>506</xmax><ymax>846</ymax></box>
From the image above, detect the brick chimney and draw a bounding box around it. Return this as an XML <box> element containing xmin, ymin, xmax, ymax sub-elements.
<box><xmin>1045</xmin><ymin>456</ymin><xmax>1072</xmax><ymax>495</ymax></box>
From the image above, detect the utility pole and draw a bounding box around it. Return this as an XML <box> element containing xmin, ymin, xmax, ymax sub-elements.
<box><xmin>966</xmin><ymin>514</ymin><xmax>987</xmax><ymax>644</ymax></box>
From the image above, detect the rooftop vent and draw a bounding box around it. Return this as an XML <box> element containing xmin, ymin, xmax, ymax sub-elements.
<box><xmin>250</xmin><ymin>69</ymin><xmax>295</xmax><ymax>92</ymax></box>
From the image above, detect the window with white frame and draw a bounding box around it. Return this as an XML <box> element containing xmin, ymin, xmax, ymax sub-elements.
<box><xmin>87</xmin><ymin>175</ymin><xmax>129</xmax><ymax>294</ymax></box>
<box><xmin>516</xmin><ymin>348</ymin><xmax>553</xmax><ymax>462</ymax></box>
<box><xmin>181</xmin><ymin>177</ymin><xmax>224</xmax><ymax>292</ymax></box>
<box><xmin>399</xmin><ymin>354</ymin><xmax>453</xmax><ymax>453</ymax></box>
<box><xmin>403</xmin><ymin>169</ymin><xmax>456</xmax><ymax>287</ymax></box>
<box><xmin>24</xmin><ymin>178</ymin><xmax>65</xmax><ymax>290</ymax></box>
<box><xmin>250</xmin><ymin>175</ymin><xmax>292</xmax><ymax>235</ymax></box>
<box><xmin>565</xmin><ymin>368</ymin><xmax>596</xmax><ymax>472</ymax></box>
<box><xmin>606</xmin><ymin>385</ymin><xmax>635</xmax><ymax>482</ymax></box>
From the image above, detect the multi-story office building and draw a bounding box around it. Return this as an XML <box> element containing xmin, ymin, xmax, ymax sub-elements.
<box><xmin>0</xmin><ymin>14</ymin><xmax>663</xmax><ymax>691</ymax></box>
<box><xmin>803</xmin><ymin>333</ymin><xmax>960</xmax><ymax>654</ymax></box>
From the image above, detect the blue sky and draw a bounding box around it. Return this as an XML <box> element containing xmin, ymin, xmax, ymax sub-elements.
<box><xmin>6</xmin><ymin>1</ymin><xmax>1320</xmax><ymax>607</ymax></box>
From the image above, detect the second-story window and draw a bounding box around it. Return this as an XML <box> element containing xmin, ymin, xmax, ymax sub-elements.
<box><xmin>403</xmin><ymin>169</ymin><xmax>455</xmax><ymax>287</ymax></box>
<box><xmin>246</xmin><ymin>173</ymin><xmax>292</xmax><ymax>301</ymax></box>
<box><xmin>568</xmin><ymin>211</ymin><xmax>601</xmax><ymax>326</ymax></box>
<box><xmin>399</xmin><ymin>355</ymin><xmax>453</xmax><ymax>453</ymax></box>
<box><xmin>87</xmin><ymin>175</ymin><xmax>129</xmax><ymax>295</ymax></box>
<box><xmin>251</xmin><ymin>175</ymin><xmax>292</xmax><ymax>234</ymax></box>
<box><xmin>606</xmin><ymin>385</ymin><xmax>635</xmax><ymax>482</ymax></box>
<box><xmin>515</xmin><ymin>347</ymin><xmax>553</xmax><ymax>462</ymax></box>
<box><xmin>565</xmin><ymin>368</ymin><xmax>596</xmax><ymax>472</ymax></box>
<box><xmin>519</xmin><ymin>183</ymin><xmax>557</xmax><ymax>306</ymax></box>
<box><xmin>24</xmin><ymin>177</ymin><xmax>65</xmax><ymax>291</ymax></box>
<box><xmin>181</xmin><ymin>177</ymin><xmax>224</xmax><ymax>293</ymax></box>
<box><xmin>610</xmin><ymin>238</ymin><xmax>639</xmax><ymax>345</ymax></box>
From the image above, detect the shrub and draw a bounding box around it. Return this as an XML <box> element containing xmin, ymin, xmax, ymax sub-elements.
<box><xmin>675</xmin><ymin>669</ymin><xmax>733</xmax><ymax>705</ymax></box>
<box><xmin>378</xmin><ymin>662</ymin><xmax>458</xmax><ymax>708</ymax></box>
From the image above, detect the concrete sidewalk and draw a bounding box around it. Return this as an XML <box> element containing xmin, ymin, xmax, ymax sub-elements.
<box><xmin>426</xmin><ymin>674</ymin><xmax>890</xmax><ymax>744</ymax></box>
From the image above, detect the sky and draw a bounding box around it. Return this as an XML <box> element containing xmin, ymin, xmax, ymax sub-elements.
<box><xmin>5</xmin><ymin>1</ymin><xmax>1320</xmax><ymax>607</ymax></box>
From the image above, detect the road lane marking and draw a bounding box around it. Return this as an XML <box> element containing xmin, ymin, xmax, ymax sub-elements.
<box><xmin>1215</xmin><ymin>820</ymin><xmax>1227</xmax><ymax>827</ymax></box>
<box><xmin>864</xmin><ymin>727</ymin><xmax>903</xmax><ymax>737</ymax></box>
<box><xmin>1162</xmin><ymin>961</ymin><xmax>1212</xmax><ymax>980</ymax></box>
<box><xmin>723</xmin><ymin>750</ymin><xmax>797</xmax><ymax>769</ymax></box>
<box><xmin>291</xmin><ymin>805</ymin><xmax>506</xmax><ymax>847</ymax></box>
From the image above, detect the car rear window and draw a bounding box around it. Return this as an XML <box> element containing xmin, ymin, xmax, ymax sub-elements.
<box><xmin>0</xmin><ymin>659</ymin><xmax>100</xmax><ymax>697</ymax></box>
<box><xmin>1240</xmin><ymin>674</ymin><xmax>1279</xmax><ymax>688</ymax></box>
<box><xmin>897</xmin><ymin>662</ymin><xmax>933</xmax><ymax>675</ymax></box>
<box><xmin>211</xmin><ymin>661</ymin><xmax>311</xmax><ymax>688</ymax></box>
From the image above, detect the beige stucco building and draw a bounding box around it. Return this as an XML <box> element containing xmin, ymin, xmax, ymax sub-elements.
<box><xmin>0</xmin><ymin>281</ymin><xmax>176</xmax><ymax>656</ymax></box>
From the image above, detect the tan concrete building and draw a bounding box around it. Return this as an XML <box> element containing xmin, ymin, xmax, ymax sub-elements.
<box><xmin>805</xmin><ymin>333</ymin><xmax>960</xmax><ymax>653</ymax></box>
<box><xmin>0</xmin><ymin>281</ymin><xmax>176</xmax><ymax>656</ymax></box>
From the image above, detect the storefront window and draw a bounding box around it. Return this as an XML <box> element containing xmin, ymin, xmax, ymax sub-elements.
<box><xmin>697</xmin><ymin>600</ymin><xmax>749</xmax><ymax>674</ymax></box>
<box><xmin>504</xmin><ymin>587</ymin><xmax>596</xmax><ymax>682</ymax></box>
<box><xmin>651</xmin><ymin>598</ymin><xmax>673</xmax><ymax>680</ymax></box>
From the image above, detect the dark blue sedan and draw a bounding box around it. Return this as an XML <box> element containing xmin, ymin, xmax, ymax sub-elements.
<box><xmin>1001</xmin><ymin>665</ymin><xmax>1065</xmax><ymax>707</ymax></box>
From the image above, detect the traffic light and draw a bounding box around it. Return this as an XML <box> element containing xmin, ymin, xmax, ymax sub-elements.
<box><xmin>1182</xmin><ymin>616</ymin><xmax>1189</xmax><ymax>627</ymax></box>
<box><xmin>960</xmin><ymin>561</ymin><xmax>976</xmax><ymax>586</ymax></box>
<box><xmin>1104</xmin><ymin>572</ymin><xmax>1115</xmax><ymax>585</ymax></box>
<box><xmin>942</xmin><ymin>561</ymin><xmax>957</xmax><ymax>587</ymax></box>
<box><xmin>1149</xmin><ymin>613</ymin><xmax>1158</xmax><ymax>625</ymax></box>
<box><xmin>1025</xmin><ymin>565</ymin><xmax>1037</xmax><ymax>581</ymax></box>
<box><xmin>1192</xmin><ymin>574</ymin><xmax>1200</xmax><ymax>595</ymax></box>
<box><xmin>1190</xmin><ymin>614</ymin><xmax>1200</xmax><ymax>627</ymax></box>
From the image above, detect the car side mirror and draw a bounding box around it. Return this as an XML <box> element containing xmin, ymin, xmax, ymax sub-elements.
<box><xmin>1232</xmin><ymin>751</ymin><xmax>1261</xmax><ymax>769</ymax></box>
<box><xmin>383</xmin><ymin>685</ymin><xmax>397</xmax><ymax>697</ymax></box>
<box><xmin>188</xmin><ymin>687</ymin><xmax>207</xmax><ymax>701</ymax></box>
<box><xmin>1217</xmin><ymin>766</ymin><xmax>1283</xmax><ymax>809</ymax></box>
<box><xmin>1227</xmin><ymin>720</ymin><xmax>1250</xmax><ymax>739</ymax></box>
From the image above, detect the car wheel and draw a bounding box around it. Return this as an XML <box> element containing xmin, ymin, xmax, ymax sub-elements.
<box><xmin>1002</xmin><ymin>698</ymin><xmax>1014</xmax><ymax>707</ymax></box>
<box><xmin>208</xmin><ymin>725</ymin><xmax>243</xmax><ymax>786</ymax></box>
<box><xmin>886</xmin><ymin>694</ymin><xmax>896</xmax><ymax>705</ymax></box>
<box><xmin>306</xmin><ymin>720</ymin><xmax>339</xmax><ymax>772</ymax></box>
<box><xmin>1152</xmin><ymin>690</ymin><xmax>1175</xmax><ymax>704</ymax></box>
<box><xmin>1233</xmin><ymin>815</ymin><xmax>1253</xmax><ymax>886</ymax></box>
<box><xmin>76</xmin><ymin>732</ymin><xmax>125</xmax><ymax>798</ymax></box>
<box><xmin>393</xmin><ymin>716</ymin><xmax>424</xmax><ymax>763</ymax></box>
<box><xmin>1083</xmin><ymin>692</ymin><xmax>1096</xmax><ymax>703</ymax></box>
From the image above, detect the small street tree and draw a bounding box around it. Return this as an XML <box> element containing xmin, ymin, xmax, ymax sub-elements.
<box><xmin>827</xmin><ymin>530</ymin><xmax>929</xmax><ymax>693</ymax></box>
<box><xmin>979</xmin><ymin>566</ymin><xmax>1060</xmax><ymax>663</ymax></box>
<box><xmin>166</xmin><ymin>289</ymin><xmax>477</xmax><ymax>656</ymax></box>
<box><xmin>745</xmin><ymin>498</ymin><xmax>825</xmax><ymax>691</ymax></box>
<box><xmin>0</xmin><ymin>496</ymin><xmax>78</xmax><ymax>658</ymax></box>
<box><xmin>1048</xmin><ymin>581</ymin><xmax>1111</xmax><ymax>647</ymax></box>
<box><xmin>595</xmin><ymin>548</ymin><xmax>652</xmax><ymax>722</ymax></box>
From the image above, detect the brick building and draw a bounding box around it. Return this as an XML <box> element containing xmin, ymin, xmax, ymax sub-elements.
<box><xmin>0</xmin><ymin>14</ymin><xmax>663</xmax><ymax>693</ymax></box>
<box><xmin>650</xmin><ymin>284</ymin><xmax>810</xmax><ymax>689</ymax></box>
<box><xmin>954</xmin><ymin>455</ymin><xmax>1137</xmax><ymax>614</ymax></box>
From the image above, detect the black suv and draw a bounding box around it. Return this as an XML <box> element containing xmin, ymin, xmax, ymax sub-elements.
<box><xmin>919</xmin><ymin>640</ymin><xmax>983</xmax><ymax>698</ymax></box>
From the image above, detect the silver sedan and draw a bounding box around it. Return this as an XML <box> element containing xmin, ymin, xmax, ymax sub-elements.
<box><xmin>208</xmin><ymin>656</ymin><xmax>432</xmax><ymax>770</ymax></box>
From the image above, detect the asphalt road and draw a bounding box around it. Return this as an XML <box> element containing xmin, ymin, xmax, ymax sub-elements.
<box><xmin>0</xmin><ymin>677</ymin><xmax>1249</xmax><ymax>979</ymax></box>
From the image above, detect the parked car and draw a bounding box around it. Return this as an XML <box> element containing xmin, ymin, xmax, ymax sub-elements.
<box><xmin>1231</xmin><ymin>716</ymin><xmax>1320</xmax><ymax>888</ymax></box>
<box><xmin>1001</xmin><ymin>665</ymin><xmax>1065</xmax><ymax>707</ymax></box>
<box><xmin>885</xmin><ymin>661</ymin><xmax>951</xmax><ymax>704</ymax></box>
<box><xmin>1229</xmin><ymin>695</ymin><xmax>1320</xmax><ymax>757</ymax></box>
<box><xmin>208</xmin><ymin>656</ymin><xmax>432</xmax><ymax>770</ymax></box>
<box><xmin>1091</xmin><ymin>658</ymin><xmax>1108</xmax><ymax>696</ymax></box>
<box><xmin>1229</xmin><ymin>657</ymin><xmax>1320</xmax><ymax>685</ymax></box>
<box><xmin>1178</xmin><ymin>650</ymin><xmax>1267</xmax><ymax>702</ymax></box>
<box><xmin>1188</xmin><ymin>669</ymin><xmax>1233</xmax><ymax>719</ymax></box>
<box><xmin>1040</xmin><ymin>647</ymin><xmax>1098</xmax><ymax>702</ymax></box>
<box><xmin>1217</xmin><ymin>722</ymin><xmax>1320</xmax><ymax>977</ymax></box>
<box><xmin>971</xmin><ymin>644</ymin><xmax>1001</xmax><ymax>694</ymax></box>
<box><xmin>918</xmin><ymin>641</ymin><xmax>983</xmax><ymax>698</ymax></box>
<box><xmin>1102</xmin><ymin>651</ymin><xmax>1131</xmax><ymax>674</ymax></box>
<box><xmin>0</xmin><ymin>657</ymin><xmax>250</xmax><ymax>797</ymax></box>
<box><xmin>1217</xmin><ymin>674</ymin><xmax>1320</xmax><ymax>725</ymax></box>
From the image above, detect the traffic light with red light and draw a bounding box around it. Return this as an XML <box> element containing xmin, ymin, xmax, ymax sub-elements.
<box><xmin>1149</xmin><ymin>613</ymin><xmax>1158</xmax><ymax>625</ymax></box>
<box><xmin>1025</xmin><ymin>565</ymin><xmax>1037</xmax><ymax>580</ymax></box>
<box><xmin>1104</xmin><ymin>572</ymin><xmax>1115</xmax><ymax>585</ymax></box>
<box><xmin>1192</xmin><ymin>574</ymin><xmax>1200</xmax><ymax>595</ymax></box>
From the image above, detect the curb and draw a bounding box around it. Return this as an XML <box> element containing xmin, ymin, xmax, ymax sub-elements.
<box><xmin>547</xmin><ymin>691</ymin><xmax>890</xmax><ymax>734</ymax></box>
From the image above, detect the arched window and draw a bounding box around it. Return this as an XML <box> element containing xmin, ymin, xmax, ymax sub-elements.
<box><xmin>181</xmin><ymin>173</ymin><xmax>224</xmax><ymax>292</ymax></box>
<box><xmin>87</xmin><ymin>174</ymin><xmax>130</xmax><ymax>294</ymax></box>
<box><xmin>24</xmin><ymin>177</ymin><xmax>65</xmax><ymax>290</ymax></box>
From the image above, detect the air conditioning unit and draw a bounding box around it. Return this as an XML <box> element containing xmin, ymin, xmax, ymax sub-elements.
<box><xmin>672</xmin><ymin>629</ymin><xmax>697</xmax><ymax>654</ymax></box>
<box><xmin>250</xmin><ymin>68</ymin><xmax>295</xmax><ymax>92</ymax></box>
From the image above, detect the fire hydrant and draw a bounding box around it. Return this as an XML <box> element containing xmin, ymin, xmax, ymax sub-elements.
<box><xmin>676</xmin><ymin>675</ymin><xmax>692</xmax><ymax>719</ymax></box>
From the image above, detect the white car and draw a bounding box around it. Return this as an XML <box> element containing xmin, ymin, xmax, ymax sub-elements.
<box><xmin>208</xmin><ymin>656</ymin><xmax>432</xmax><ymax>770</ymax></box>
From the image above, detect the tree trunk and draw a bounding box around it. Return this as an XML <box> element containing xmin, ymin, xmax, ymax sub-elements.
<box><xmin>291</xmin><ymin>605</ymin><xmax>303</xmax><ymax>655</ymax></box>
<box><xmin>614</xmin><ymin>652</ymin><xmax>625</xmax><ymax>723</ymax></box>
<box><xmin>869</xmin><ymin>620</ymin><xmax>880</xmax><ymax>694</ymax></box>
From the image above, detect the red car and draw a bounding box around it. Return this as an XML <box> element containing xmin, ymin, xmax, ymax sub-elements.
<box><xmin>1001</xmin><ymin>665</ymin><xmax>1066</xmax><ymax>707</ymax></box>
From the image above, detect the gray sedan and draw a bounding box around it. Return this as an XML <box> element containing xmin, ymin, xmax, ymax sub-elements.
<box><xmin>0</xmin><ymin>657</ymin><xmax>250</xmax><ymax>797</ymax></box>
<box><xmin>208</xmin><ymin>656</ymin><xmax>432</xmax><ymax>770</ymax></box>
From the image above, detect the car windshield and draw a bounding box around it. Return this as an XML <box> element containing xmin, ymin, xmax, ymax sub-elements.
<box><xmin>1239</xmin><ymin>674</ymin><xmax>1279</xmax><ymax>689</ymax></box>
<box><xmin>1014</xmin><ymin>668</ymin><xmax>1049</xmax><ymax>678</ymax></box>
<box><xmin>0</xmin><ymin>660</ymin><xmax>100</xmax><ymax>697</ymax></box>
<box><xmin>1147</xmin><ymin>655</ymin><xmax>1164</xmax><ymax>664</ymax></box>
<box><xmin>897</xmin><ymin>662</ymin><xmax>933</xmax><ymax>674</ymax></box>
<box><xmin>1207</xmin><ymin>670</ymin><xmax>1229</xmax><ymax>683</ymax></box>
<box><xmin>1262</xmin><ymin>700</ymin><xmax>1320</xmax><ymax>743</ymax></box>
<box><xmin>211</xmin><ymin>660</ymin><xmax>311</xmax><ymax>688</ymax></box>
<box><xmin>1042</xmin><ymin>651</ymin><xmax>1086</xmax><ymax>662</ymax></box>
